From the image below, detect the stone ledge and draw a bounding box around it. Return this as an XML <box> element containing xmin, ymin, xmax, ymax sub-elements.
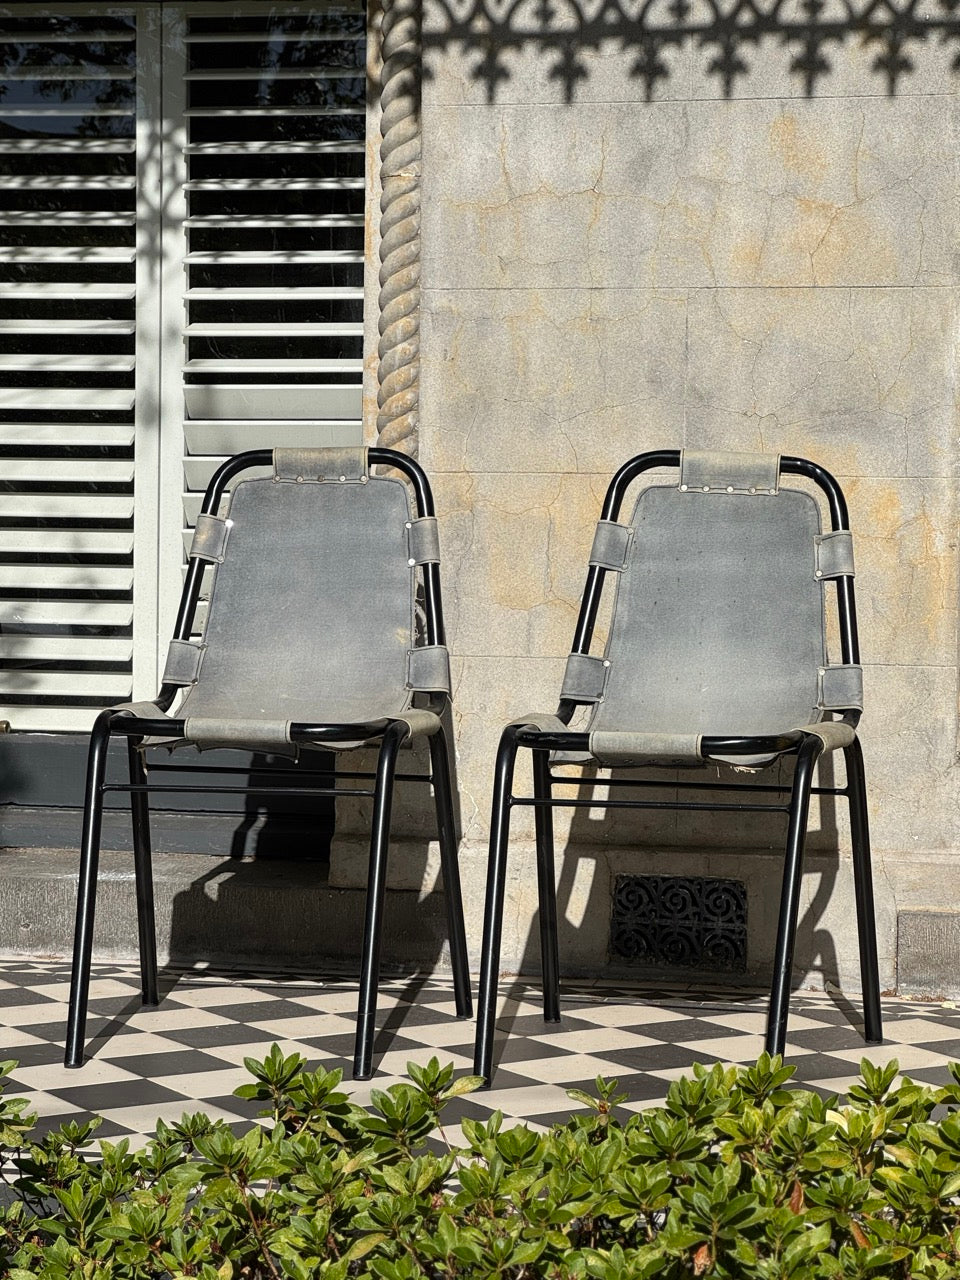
<box><xmin>0</xmin><ymin>847</ymin><xmax>455</xmax><ymax>971</ymax></box>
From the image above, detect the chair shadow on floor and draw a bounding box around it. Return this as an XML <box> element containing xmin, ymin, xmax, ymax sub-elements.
<box><xmin>82</xmin><ymin>722</ymin><xmax>464</xmax><ymax>1075</ymax></box>
<box><xmin>83</xmin><ymin>969</ymin><xmax>440</xmax><ymax>1069</ymax></box>
<box><xmin>488</xmin><ymin>750</ymin><xmax>864</xmax><ymax>1069</ymax></box>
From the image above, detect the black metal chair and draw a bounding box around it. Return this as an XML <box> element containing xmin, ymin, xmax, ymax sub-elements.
<box><xmin>65</xmin><ymin>445</ymin><xmax>471</xmax><ymax>1080</ymax></box>
<box><xmin>473</xmin><ymin>449</ymin><xmax>882</xmax><ymax>1083</ymax></box>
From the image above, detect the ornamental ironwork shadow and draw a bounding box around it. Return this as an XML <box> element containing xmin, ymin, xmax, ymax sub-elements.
<box><xmin>422</xmin><ymin>0</ymin><xmax>960</xmax><ymax>101</ymax></box>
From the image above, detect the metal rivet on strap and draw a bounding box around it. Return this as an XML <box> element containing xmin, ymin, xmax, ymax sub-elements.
<box><xmin>815</xmin><ymin>569</ymin><xmax>823</xmax><ymax>578</ymax></box>
<box><xmin>407</xmin><ymin>558</ymin><xmax>416</xmax><ymax>567</ymax></box>
<box><xmin>339</xmin><ymin>475</ymin><xmax>347</xmax><ymax>482</ymax></box>
<box><xmin>679</xmin><ymin>484</ymin><xmax>688</xmax><ymax>492</ymax></box>
<box><xmin>749</xmin><ymin>487</ymin><xmax>756</xmax><ymax>494</ymax></box>
<box><xmin>405</xmin><ymin>522</ymin><xmax>412</xmax><ymax>529</ymax></box>
<box><xmin>603</xmin><ymin>659</ymin><xmax>611</xmax><ymax>667</ymax></box>
<box><xmin>726</xmin><ymin>485</ymin><xmax>734</xmax><ymax>493</ymax></box>
<box><xmin>360</xmin><ymin>476</ymin><xmax>368</xmax><ymax>484</ymax></box>
<box><xmin>702</xmin><ymin>486</ymin><xmax>710</xmax><ymax>492</ymax></box>
<box><xmin>296</xmin><ymin>475</ymin><xmax>304</xmax><ymax>482</ymax></box>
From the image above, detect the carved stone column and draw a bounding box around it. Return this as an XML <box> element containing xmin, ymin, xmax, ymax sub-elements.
<box><xmin>376</xmin><ymin>0</ymin><xmax>421</xmax><ymax>455</ymax></box>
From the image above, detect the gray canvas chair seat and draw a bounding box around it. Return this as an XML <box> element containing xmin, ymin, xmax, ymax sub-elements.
<box><xmin>474</xmin><ymin>448</ymin><xmax>882</xmax><ymax>1084</ymax></box>
<box><xmin>66</xmin><ymin>447</ymin><xmax>471</xmax><ymax>1081</ymax></box>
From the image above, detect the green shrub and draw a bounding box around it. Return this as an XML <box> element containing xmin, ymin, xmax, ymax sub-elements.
<box><xmin>0</xmin><ymin>1048</ymin><xmax>959</xmax><ymax>1278</ymax></box>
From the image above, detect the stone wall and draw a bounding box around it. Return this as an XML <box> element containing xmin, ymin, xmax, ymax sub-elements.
<box><xmin>358</xmin><ymin>4</ymin><xmax>960</xmax><ymax>995</ymax></box>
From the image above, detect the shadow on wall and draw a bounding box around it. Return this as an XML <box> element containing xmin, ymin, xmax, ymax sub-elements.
<box><xmin>509</xmin><ymin>747</ymin><xmax>852</xmax><ymax>1011</ymax></box>
<box><xmin>163</xmin><ymin>713</ymin><xmax>462</xmax><ymax>979</ymax></box>
<box><xmin>422</xmin><ymin>0</ymin><xmax>960</xmax><ymax>100</ymax></box>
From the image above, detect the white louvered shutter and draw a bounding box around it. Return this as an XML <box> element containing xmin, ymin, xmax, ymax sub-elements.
<box><xmin>0</xmin><ymin>3</ymin><xmax>366</xmax><ymax>729</ymax></box>
<box><xmin>0</xmin><ymin>9</ymin><xmax>139</xmax><ymax>730</ymax></box>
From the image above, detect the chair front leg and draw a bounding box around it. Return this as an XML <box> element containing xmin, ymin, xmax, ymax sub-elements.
<box><xmin>473</xmin><ymin>725</ymin><xmax>522</xmax><ymax>1084</ymax></box>
<box><xmin>65</xmin><ymin>710</ymin><xmax>114</xmax><ymax>1068</ymax></box>
<box><xmin>766</xmin><ymin>734</ymin><xmax>822</xmax><ymax>1058</ymax></box>
<box><xmin>844</xmin><ymin>736</ymin><xmax>883</xmax><ymax>1045</ymax></box>
<box><xmin>429</xmin><ymin>727</ymin><xmax>472</xmax><ymax>1019</ymax></box>
<box><xmin>354</xmin><ymin>720</ymin><xmax>407</xmax><ymax>1080</ymax></box>
<box><xmin>533</xmin><ymin>749</ymin><xmax>560</xmax><ymax>1024</ymax></box>
<box><xmin>128</xmin><ymin>739</ymin><xmax>159</xmax><ymax>1008</ymax></box>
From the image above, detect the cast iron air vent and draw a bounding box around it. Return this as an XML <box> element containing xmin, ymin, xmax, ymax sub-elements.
<box><xmin>610</xmin><ymin>874</ymin><xmax>747</xmax><ymax>972</ymax></box>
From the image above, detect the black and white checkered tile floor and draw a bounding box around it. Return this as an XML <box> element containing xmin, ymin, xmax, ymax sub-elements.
<box><xmin>2</xmin><ymin>959</ymin><xmax>960</xmax><ymax>1144</ymax></box>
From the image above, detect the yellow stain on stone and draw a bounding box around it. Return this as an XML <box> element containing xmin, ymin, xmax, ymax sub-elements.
<box><xmin>864</xmin><ymin>484</ymin><xmax>904</xmax><ymax>539</ymax></box>
<box><xmin>730</xmin><ymin>235</ymin><xmax>764</xmax><ymax>276</ymax></box>
<box><xmin>769</xmin><ymin>114</ymin><xmax>827</xmax><ymax>185</ymax></box>
<box><xmin>364</xmin><ymin>129</ymin><xmax>379</xmax><ymax>261</ymax></box>
<box><xmin>910</xmin><ymin>503</ymin><xmax>954</xmax><ymax>645</ymax></box>
<box><xmin>856</xmin><ymin>483</ymin><xmax>953</xmax><ymax>649</ymax></box>
<box><xmin>812</xmin><ymin>205</ymin><xmax>898</xmax><ymax>286</ymax></box>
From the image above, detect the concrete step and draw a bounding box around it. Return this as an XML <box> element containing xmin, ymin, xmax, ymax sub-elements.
<box><xmin>0</xmin><ymin>846</ymin><xmax>455</xmax><ymax>970</ymax></box>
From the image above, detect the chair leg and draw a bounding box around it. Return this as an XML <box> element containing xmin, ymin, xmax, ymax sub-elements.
<box><xmin>473</xmin><ymin>726</ymin><xmax>521</xmax><ymax>1084</ymax></box>
<box><xmin>766</xmin><ymin>734</ymin><xmax>822</xmax><ymax>1058</ymax></box>
<box><xmin>65</xmin><ymin>711</ymin><xmax>113</xmax><ymax>1068</ymax></box>
<box><xmin>533</xmin><ymin>749</ymin><xmax>560</xmax><ymax>1024</ymax></box>
<box><xmin>429</xmin><ymin>728</ymin><xmax>472</xmax><ymax>1019</ymax></box>
<box><xmin>128</xmin><ymin>739</ymin><xmax>158</xmax><ymax>1008</ymax></box>
<box><xmin>354</xmin><ymin>720</ymin><xmax>406</xmax><ymax>1080</ymax></box>
<box><xmin>845</xmin><ymin>736</ymin><xmax>883</xmax><ymax>1045</ymax></box>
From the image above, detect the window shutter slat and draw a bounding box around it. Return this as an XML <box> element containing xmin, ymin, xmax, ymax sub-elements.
<box><xmin>0</xmin><ymin>460</ymin><xmax>134</xmax><ymax>482</ymax></box>
<box><xmin>4</xmin><ymin>530</ymin><xmax>133</xmax><ymax>553</ymax></box>
<box><xmin>0</xmin><ymin>567</ymin><xmax>131</xmax><ymax>589</ymax></box>
<box><xmin>0</xmin><ymin>423</ymin><xmax>134</xmax><ymax>444</ymax></box>
<box><xmin>183</xmin><ymin>420</ymin><xmax>360</xmax><ymax>454</ymax></box>
<box><xmin>0</xmin><ymin>636</ymin><xmax>132</xmax><ymax>660</ymax></box>
<box><xmin>0</xmin><ymin>602</ymin><xmax>133</xmax><ymax>626</ymax></box>
<box><xmin>0</xmin><ymin>496</ymin><xmax>134</xmax><ymax>519</ymax></box>
<box><xmin>0</xmin><ymin>389</ymin><xmax>135</xmax><ymax>409</ymax></box>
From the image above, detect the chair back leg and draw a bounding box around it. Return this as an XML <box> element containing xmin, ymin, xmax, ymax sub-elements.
<box><xmin>766</xmin><ymin>734</ymin><xmax>823</xmax><ymax>1057</ymax></box>
<box><xmin>428</xmin><ymin>729</ymin><xmax>472</xmax><ymax>1019</ymax></box>
<box><xmin>844</xmin><ymin>737</ymin><xmax>883</xmax><ymax>1044</ymax></box>
<box><xmin>354</xmin><ymin>720</ymin><xmax>407</xmax><ymax>1080</ymax></box>
<box><xmin>128</xmin><ymin>739</ymin><xmax>159</xmax><ymax>1007</ymax></box>
<box><xmin>65</xmin><ymin>711</ymin><xmax>113</xmax><ymax>1067</ymax></box>
<box><xmin>474</xmin><ymin>726</ymin><xmax>521</xmax><ymax>1083</ymax></box>
<box><xmin>533</xmin><ymin>750</ymin><xmax>561</xmax><ymax>1023</ymax></box>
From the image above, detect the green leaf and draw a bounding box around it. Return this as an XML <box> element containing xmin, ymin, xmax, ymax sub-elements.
<box><xmin>567</xmin><ymin>1088</ymin><xmax>600</xmax><ymax>1108</ymax></box>
<box><xmin>441</xmin><ymin>1075</ymin><xmax>485</xmax><ymax>1100</ymax></box>
<box><xmin>343</xmin><ymin>1231</ymin><xmax>389</xmax><ymax>1261</ymax></box>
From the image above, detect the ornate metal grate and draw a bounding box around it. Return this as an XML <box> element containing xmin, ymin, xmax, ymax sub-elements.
<box><xmin>610</xmin><ymin>874</ymin><xmax>747</xmax><ymax>972</ymax></box>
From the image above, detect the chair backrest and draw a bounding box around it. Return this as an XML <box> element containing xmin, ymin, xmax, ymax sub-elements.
<box><xmin>162</xmin><ymin>447</ymin><xmax>446</xmax><ymax>729</ymax></box>
<box><xmin>570</xmin><ymin>450</ymin><xmax>860</xmax><ymax>739</ymax></box>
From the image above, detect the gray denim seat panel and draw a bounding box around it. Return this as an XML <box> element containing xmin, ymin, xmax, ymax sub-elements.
<box><xmin>595</xmin><ymin>484</ymin><xmax>823</xmax><ymax>741</ymax></box>
<box><xmin>126</xmin><ymin>464</ymin><xmax>449</xmax><ymax>754</ymax></box>
<box><xmin>180</xmin><ymin>475</ymin><xmax>418</xmax><ymax>732</ymax></box>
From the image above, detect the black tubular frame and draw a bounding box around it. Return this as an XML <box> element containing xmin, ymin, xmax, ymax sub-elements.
<box><xmin>65</xmin><ymin>448</ymin><xmax>471</xmax><ymax>1081</ymax></box>
<box><xmin>473</xmin><ymin>450</ymin><xmax>883</xmax><ymax>1083</ymax></box>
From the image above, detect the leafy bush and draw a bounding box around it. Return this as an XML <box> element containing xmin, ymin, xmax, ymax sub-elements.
<box><xmin>0</xmin><ymin>1049</ymin><xmax>959</xmax><ymax>1277</ymax></box>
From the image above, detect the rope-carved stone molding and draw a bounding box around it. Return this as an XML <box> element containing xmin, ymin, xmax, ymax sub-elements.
<box><xmin>423</xmin><ymin>0</ymin><xmax>960</xmax><ymax>100</ymax></box>
<box><xmin>377</xmin><ymin>0</ymin><xmax>422</xmax><ymax>456</ymax></box>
